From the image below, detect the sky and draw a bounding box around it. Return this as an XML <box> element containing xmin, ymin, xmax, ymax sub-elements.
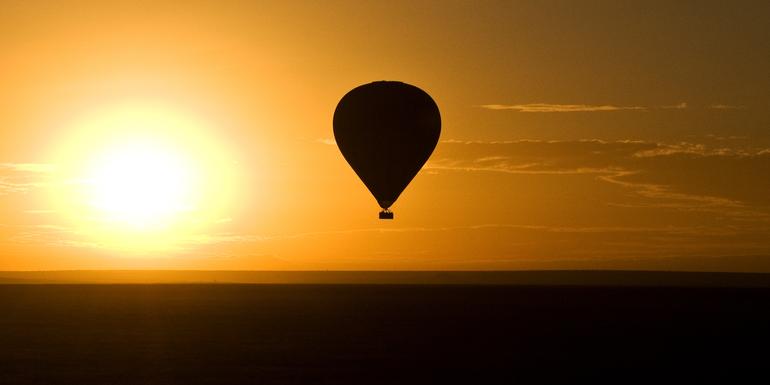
<box><xmin>1</xmin><ymin>0</ymin><xmax>769</xmax><ymax>271</ymax></box>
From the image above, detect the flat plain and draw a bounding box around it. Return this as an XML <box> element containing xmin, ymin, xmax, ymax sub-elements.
<box><xmin>1</xmin><ymin>280</ymin><xmax>769</xmax><ymax>384</ymax></box>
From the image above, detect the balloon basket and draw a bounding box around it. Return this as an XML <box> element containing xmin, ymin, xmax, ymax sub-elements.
<box><xmin>379</xmin><ymin>210</ymin><xmax>394</xmax><ymax>220</ymax></box>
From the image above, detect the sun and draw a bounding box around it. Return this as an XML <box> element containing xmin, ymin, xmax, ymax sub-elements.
<box><xmin>52</xmin><ymin>102</ymin><xmax>242</xmax><ymax>252</ymax></box>
<box><xmin>85</xmin><ymin>141</ymin><xmax>199</xmax><ymax>230</ymax></box>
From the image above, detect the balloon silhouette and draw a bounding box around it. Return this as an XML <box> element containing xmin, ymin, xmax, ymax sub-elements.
<box><xmin>333</xmin><ymin>81</ymin><xmax>441</xmax><ymax>219</ymax></box>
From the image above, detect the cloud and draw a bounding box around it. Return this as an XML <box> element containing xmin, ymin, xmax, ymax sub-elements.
<box><xmin>479</xmin><ymin>102</ymin><xmax>701</xmax><ymax>112</ymax></box>
<box><xmin>710</xmin><ymin>104</ymin><xmax>746</xmax><ymax>110</ymax></box>
<box><xmin>479</xmin><ymin>103</ymin><xmax>647</xmax><ymax>112</ymax></box>
<box><xmin>0</xmin><ymin>163</ymin><xmax>57</xmax><ymax>173</ymax></box>
<box><xmin>704</xmin><ymin>134</ymin><xmax>748</xmax><ymax>141</ymax></box>
<box><xmin>631</xmin><ymin>142</ymin><xmax>755</xmax><ymax>157</ymax></box>
<box><xmin>0</xmin><ymin>163</ymin><xmax>57</xmax><ymax>194</ymax></box>
<box><xmin>429</xmin><ymin>140</ymin><xmax>770</xmax><ymax>214</ymax></box>
<box><xmin>661</xmin><ymin>102</ymin><xmax>688</xmax><ymax>109</ymax></box>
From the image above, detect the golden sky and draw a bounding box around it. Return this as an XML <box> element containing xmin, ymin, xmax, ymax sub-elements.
<box><xmin>1</xmin><ymin>1</ymin><xmax>769</xmax><ymax>271</ymax></box>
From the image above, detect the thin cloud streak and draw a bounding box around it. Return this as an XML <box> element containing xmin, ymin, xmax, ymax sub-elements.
<box><xmin>428</xmin><ymin>139</ymin><xmax>770</xmax><ymax>219</ymax></box>
<box><xmin>479</xmin><ymin>103</ymin><xmax>647</xmax><ymax>112</ymax></box>
<box><xmin>0</xmin><ymin>162</ymin><xmax>57</xmax><ymax>194</ymax></box>
<box><xmin>479</xmin><ymin>102</ymin><xmax>694</xmax><ymax>112</ymax></box>
<box><xmin>661</xmin><ymin>102</ymin><xmax>688</xmax><ymax>109</ymax></box>
<box><xmin>710</xmin><ymin>104</ymin><xmax>747</xmax><ymax>110</ymax></box>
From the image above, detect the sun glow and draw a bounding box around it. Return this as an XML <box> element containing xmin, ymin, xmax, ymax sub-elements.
<box><xmin>52</xmin><ymin>102</ymin><xmax>242</xmax><ymax>252</ymax></box>
<box><xmin>85</xmin><ymin>141</ymin><xmax>199</xmax><ymax>229</ymax></box>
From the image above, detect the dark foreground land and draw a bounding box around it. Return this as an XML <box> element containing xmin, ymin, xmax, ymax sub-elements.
<box><xmin>2</xmin><ymin>283</ymin><xmax>769</xmax><ymax>384</ymax></box>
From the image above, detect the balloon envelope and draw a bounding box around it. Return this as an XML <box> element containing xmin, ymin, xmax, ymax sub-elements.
<box><xmin>333</xmin><ymin>81</ymin><xmax>441</xmax><ymax>214</ymax></box>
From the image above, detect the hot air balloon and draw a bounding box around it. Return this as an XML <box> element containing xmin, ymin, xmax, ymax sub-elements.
<box><xmin>333</xmin><ymin>81</ymin><xmax>441</xmax><ymax>219</ymax></box>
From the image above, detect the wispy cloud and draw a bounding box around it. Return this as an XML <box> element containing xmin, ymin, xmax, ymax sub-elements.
<box><xmin>479</xmin><ymin>102</ymin><xmax>694</xmax><ymax>112</ymax></box>
<box><xmin>0</xmin><ymin>163</ymin><xmax>57</xmax><ymax>173</ymax></box>
<box><xmin>710</xmin><ymin>104</ymin><xmax>747</xmax><ymax>110</ymax></box>
<box><xmin>704</xmin><ymin>134</ymin><xmax>748</xmax><ymax>141</ymax></box>
<box><xmin>661</xmin><ymin>102</ymin><xmax>688</xmax><ymax>109</ymax></box>
<box><xmin>0</xmin><ymin>162</ymin><xmax>57</xmax><ymax>194</ymax></box>
<box><xmin>479</xmin><ymin>103</ymin><xmax>647</xmax><ymax>112</ymax></box>
<box><xmin>428</xmin><ymin>139</ymin><xmax>770</xmax><ymax>217</ymax></box>
<box><xmin>631</xmin><ymin>142</ymin><xmax>756</xmax><ymax>157</ymax></box>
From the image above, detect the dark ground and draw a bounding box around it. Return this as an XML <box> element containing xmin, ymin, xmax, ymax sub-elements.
<box><xmin>1</xmin><ymin>284</ymin><xmax>769</xmax><ymax>384</ymax></box>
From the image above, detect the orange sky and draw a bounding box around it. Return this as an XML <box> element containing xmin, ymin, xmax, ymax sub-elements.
<box><xmin>1</xmin><ymin>1</ymin><xmax>769</xmax><ymax>271</ymax></box>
